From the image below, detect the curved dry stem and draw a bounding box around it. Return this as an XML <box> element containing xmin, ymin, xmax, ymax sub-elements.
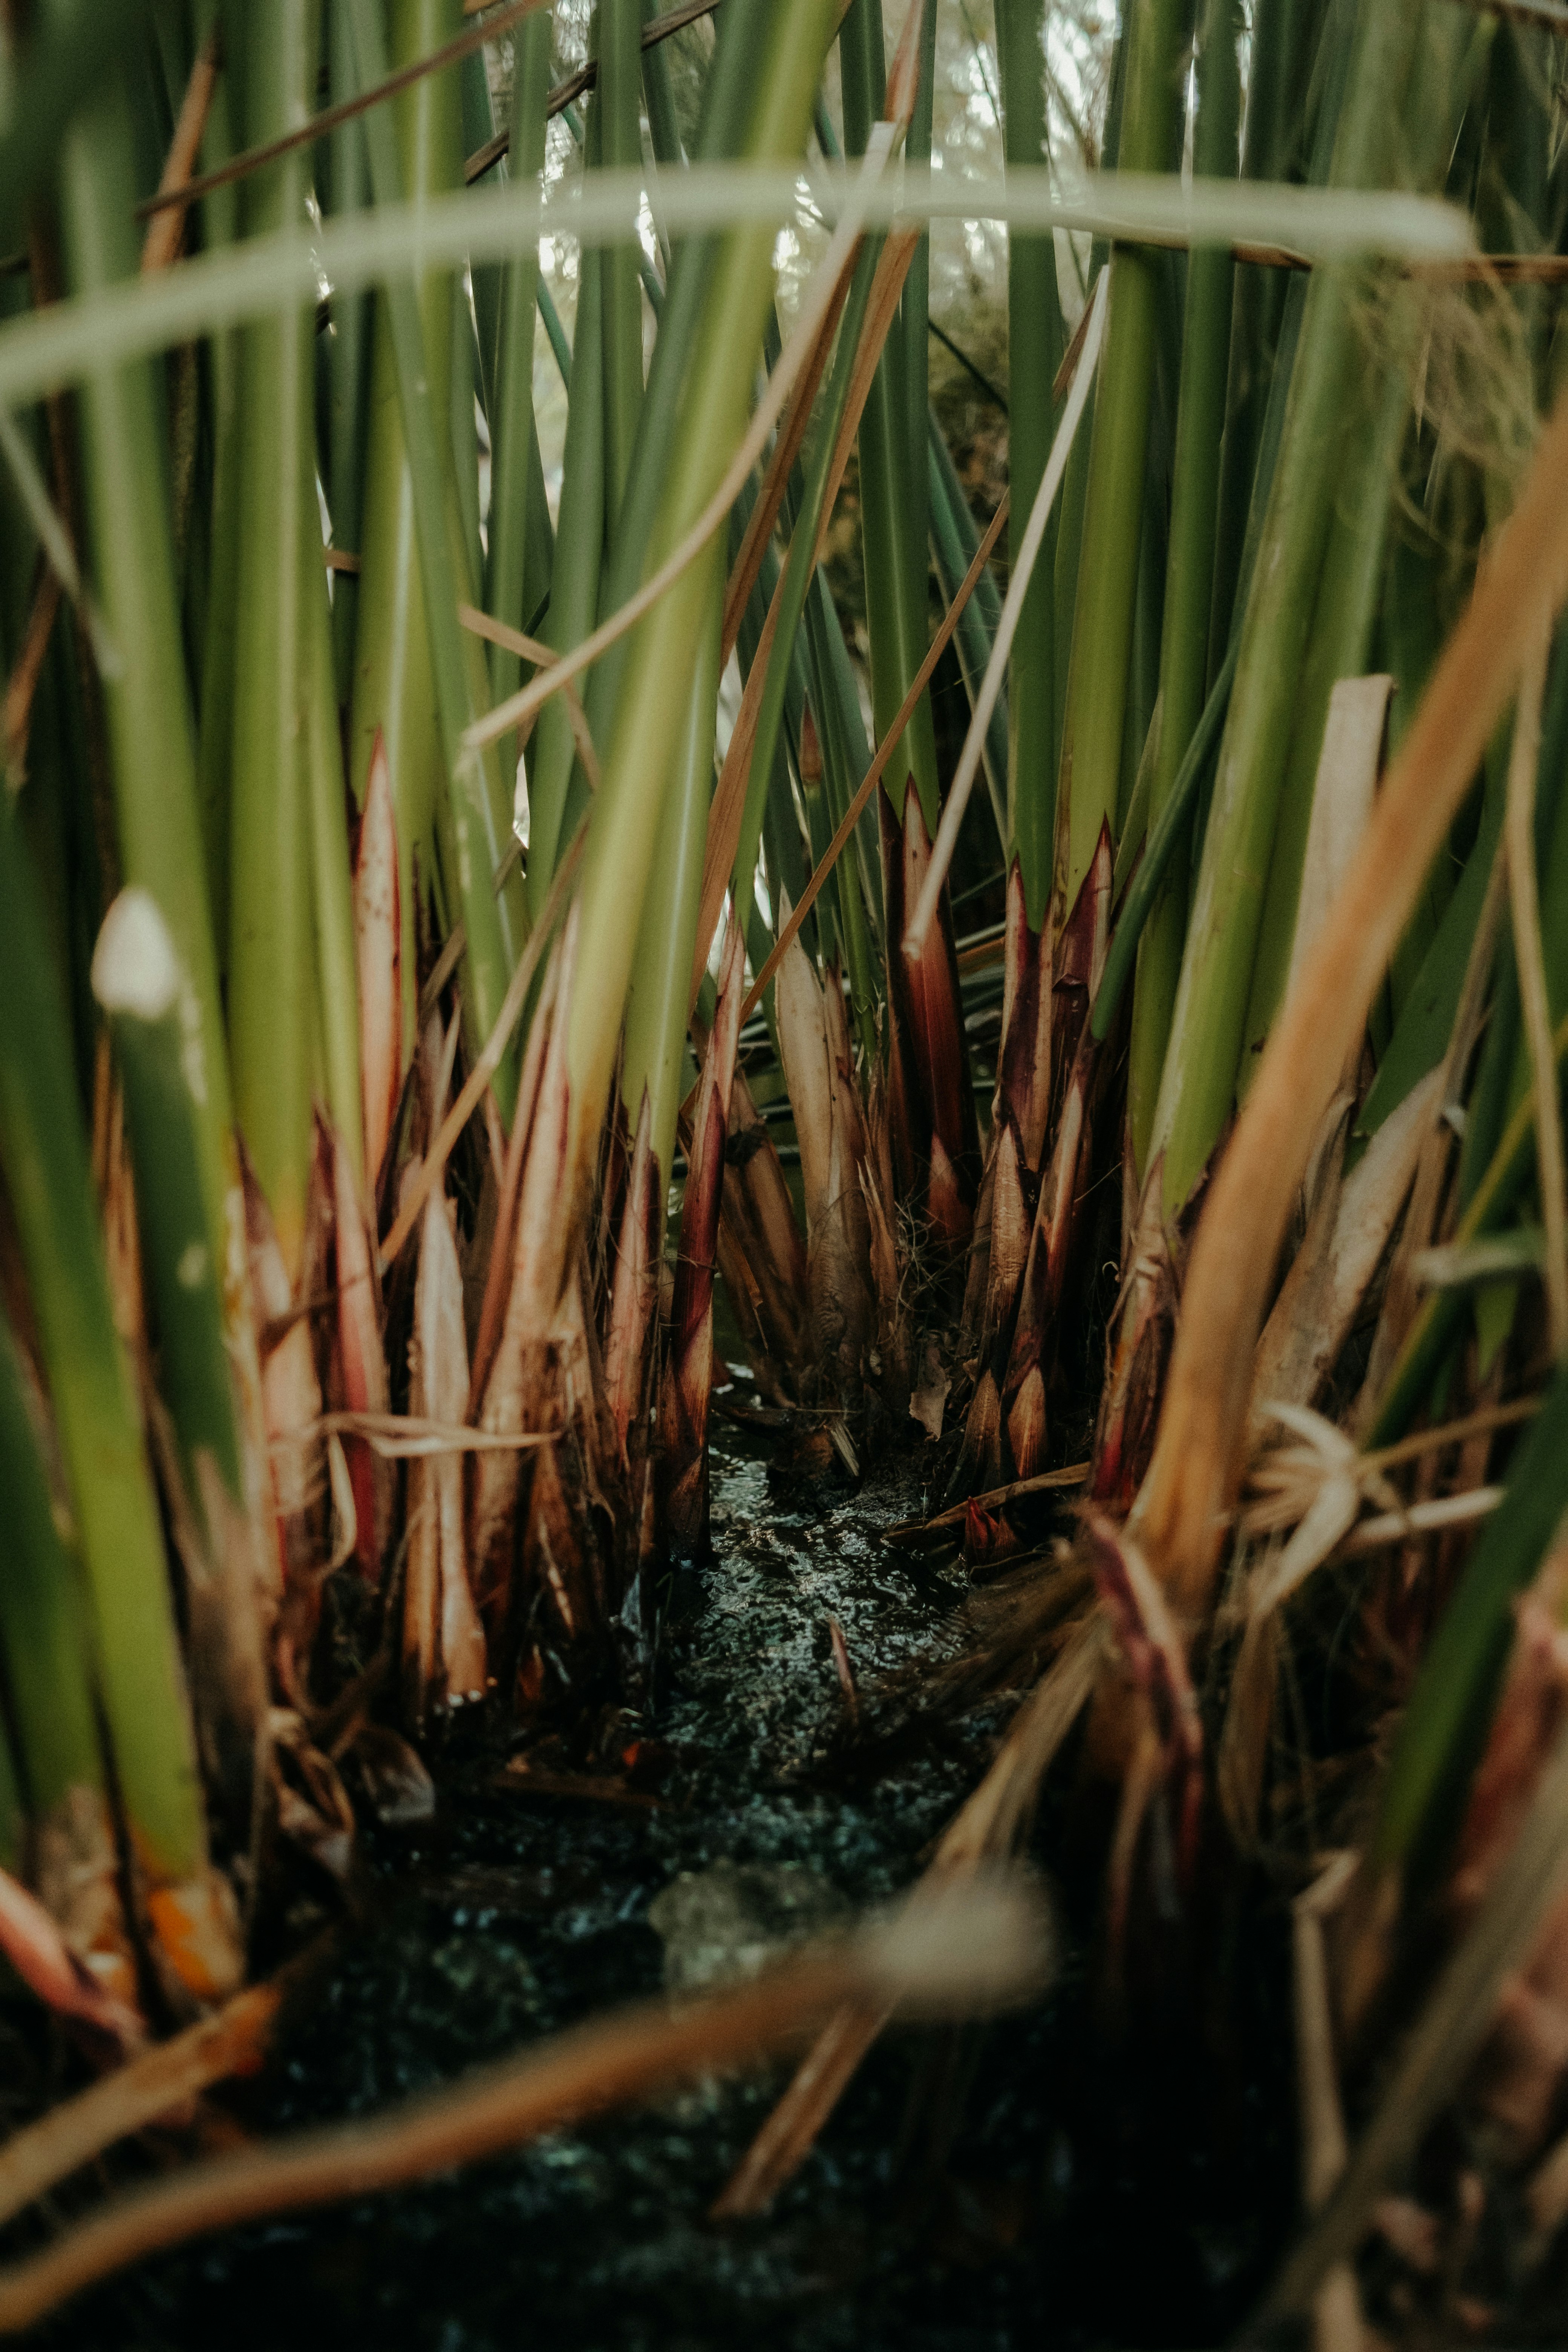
<box><xmin>458</xmin><ymin>603</ymin><xmax>601</xmax><ymax>786</ymax></box>
<box><xmin>0</xmin><ymin>1881</ymin><xmax>1048</xmax><ymax>2334</ymax></box>
<box><xmin>0</xmin><ymin>1956</ymin><xmax>328</xmax><ymax>2233</ymax></box>
<box><xmin>1131</xmin><ymin>380</ymin><xmax>1568</xmax><ymax>1620</ymax></box>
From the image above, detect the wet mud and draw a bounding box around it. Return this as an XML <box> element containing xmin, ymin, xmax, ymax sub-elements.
<box><xmin>23</xmin><ymin>1422</ymin><xmax>1295</xmax><ymax>2352</ymax></box>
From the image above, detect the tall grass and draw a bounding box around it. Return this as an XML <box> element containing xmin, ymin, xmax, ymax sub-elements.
<box><xmin>6</xmin><ymin>12</ymin><xmax>1568</xmax><ymax>2320</ymax></box>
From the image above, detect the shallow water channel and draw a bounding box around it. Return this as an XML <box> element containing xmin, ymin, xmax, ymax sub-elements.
<box><xmin>31</xmin><ymin>1424</ymin><xmax>1294</xmax><ymax>2352</ymax></box>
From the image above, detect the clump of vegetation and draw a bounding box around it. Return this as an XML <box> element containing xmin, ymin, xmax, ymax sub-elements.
<box><xmin>3</xmin><ymin>0</ymin><xmax>1568</xmax><ymax>2338</ymax></box>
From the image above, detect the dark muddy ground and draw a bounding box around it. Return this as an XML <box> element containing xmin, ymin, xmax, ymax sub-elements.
<box><xmin>15</xmin><ymin>1415</ymin><xmax>1296</xmax><ymax>2352</ymax></box>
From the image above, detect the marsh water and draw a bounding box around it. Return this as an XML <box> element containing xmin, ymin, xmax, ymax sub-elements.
<box><xmin>26</xmin><ymin>1422</ymin><xmax>1294</xmax><ymax>2352</ymax></box>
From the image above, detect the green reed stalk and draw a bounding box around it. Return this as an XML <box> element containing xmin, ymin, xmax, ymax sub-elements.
<box><xmin>0</xmin><ymin>1726</ymin><xmax>19</xmax><ymax>1877</ymax></box>
<box><xmin>193</xmin><ymin>32</ymin><xmax>242</xmax><ymax>962</ymax></box>
<box><xmin>1352</xmin><ymin>767</ymin><xmax>1502</xmax><ymax>1150</ymax></box>
<box><xmin>803</xmin><ymin>565</ymin><xmax>883</xmax><ymax>1060</ymax></box>
<box><xmin>92</xmin><ymin>889</ymin><xmax>245</xmax><ymax>1515</ymax></box>
<box><xmin>1151</xmin><ymin>0</ymin><xmax>1478</xmax><ymax>1218</ymax></box>
<box><xmin>1207</xmin><ymin>0</ymin><xmax>1315</xmax><ymax>665</ymax></box>
<box><xmin>1120</xmin><ymin>408</ymin><xmax>1172</xmax><ymax>834</ymax></box>
<box><xmin>537</xmin><ymin>275</ymin><xmax>574</xmax><ymax>389</ymax></box>
<box><xmin>451</xmin><ymin>269</ymin><xmax>484</xmax><ymax>597</ymax></box>
<box><xmin>995</xmin><ymin>0</ymin><xmax>1066</xmax><ymax>924</ymax></box>
<box><xmin>49</xmin><ymin>1</ymin><xmax>234</xmax><ymax>1269</ymax></box>
<box><xmin>526</xmin><ymin>245</ymin><xmax>606</xmax><ymax>915</ymax></box>
<box><xmin>1365</xmin><ymin>1005</ymin><xmax>1568</xmax><ymax>1448</ymax></box>
<box><xmin>1051</xmin><ymin>0</ymin><xmax>1187</xmax><ymax>923</ymax></box>
<box><xmin>483</xmin><ymin>8</ymin><xmax>552</xmax><ymax>784</ymax></box>
<box><xmin>582</xmin><ymin>3</ymin><xmax>775</xmax><ymax>778</ymax></box>
<box><xmin>0</xmin><ymin>1307</ymin><xmax>111</xmax><ymax>1862</ymax></box>
<box><xmin>1374</xmin><ymin>1351</ymin><xmax>1568</xmax><ymax>1891</ymax></box>
<box><xmin>1125</xmin><ymin>0</ymin><xmax>1241</xmax><ymax>1178</ymax></box>
<box><xmin>622</xmin><ymin>577</ymin><xmax>722</xmax><ymax>1192</ymax></box>
<box><xmin>1092</xmin><ymin>638</ymin><xmax>1236</xmax><ymax>1045</ymax></box>
<box><xmin>323</xmin><ymin>0</ymin><xmax>373</xmax><ymax>700</ymax></box>
<box><xmin>1447</xmin><ymin>646</ymin><xmax>1568</xmax><ymax>1370</ymax></box>
<box><xmin>729</xmin><ymin>239</ymin><xmax>879</xmax><ymax>946</ymax></box>
<box><xmin>564</xmin><ymin>0</ymin><xmax>839</xmax><ymax>1205</ymax></box>
<box><xmin>1047</xmin><ymin>18</ymin><xmax>1128</xmax><ymax>792</ymax></box>
<box><xmin>302</xmin><ymin>469</ymin><xmax>364</xmax><ymax>1174</ymax></box>
<box><xmin>1053</xmin><ymin>0</ymin><xmax>1175</xmax><ymax>926</ymax></box>
<box><xmin>728</xmin><ymin>501</ymin><xmax>817</xmax><ymax>1022</ymax></box>
<box><xmin>642</xmin><ymin>0</ymin><xmax>684</xmax><ymax>170</ymax></box>
<box><xmin>225</xmin><ymin>0</ymin><xmax>316</xmax><ymax>1272</ymax></box>
<box><xmin>926</xmin><ymin>414</ymin><xmax>1008</xmax><ymax>849</ymax></box>
<box><xmin>600</xmin><ymin>0</ymin><xmax>647</xmax><ymax>528</ymax></box>
<box><xmin>742</xmin><ymin>528</ymin><xmax>845</xmax><ymax>1027</ymax></box>
<box><xmin>345</xmin><ymin>0</ymin><xmax>524</xmax><ymax>1110</ymax></box>
<box><xmin>462</xmin><ymin>46</ymin><xmax>504</xmax><ymax>371</ymax></box>
<box><xmin>1463</xmin><ymin>723</ymin><xmax>1568</xmax><ymax>1211</ymax></box>
<box><xmin>1479</xmin><ymin>22</ymin><xmax>1552</xmax><ymax>395</ymax></box>
<box><xmin>1382</xmin><ymin>525</ymin><xmax>1452</xmax><ymax>1021</ymax></box>
<box><xmin>840</xmin><ymin>0</ymin><xmax>940</xmax><ymax>839</ymax></box>
<box><xmin>0</xmin><ymin>793</ymin><xmax>207</xmax><ymax>1892</ymax></box>
<box><xmin>899</xmin><ymin>0</ymin><xmax>937</xmax><ymax>631</ymax></box>
<box><xmin>345</xmin><ymin>3</ymin><xmax>447</xmax><ymax>1023</ymax></box>
<box><xmin>537</xmin><ymin>20</ymin><xmax>781</xmax><ymax>933</ymax></box>
<box><xmin>1235</xmin><ymin>365</ymin><xmax>1407</xmax><ymax>1089</ymax></box>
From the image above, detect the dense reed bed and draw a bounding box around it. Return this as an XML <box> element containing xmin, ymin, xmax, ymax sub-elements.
<box><xmin>5</xmin><ymin>0</ymin><xmax>1568</xmax><ymax>2337</ymax></box>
